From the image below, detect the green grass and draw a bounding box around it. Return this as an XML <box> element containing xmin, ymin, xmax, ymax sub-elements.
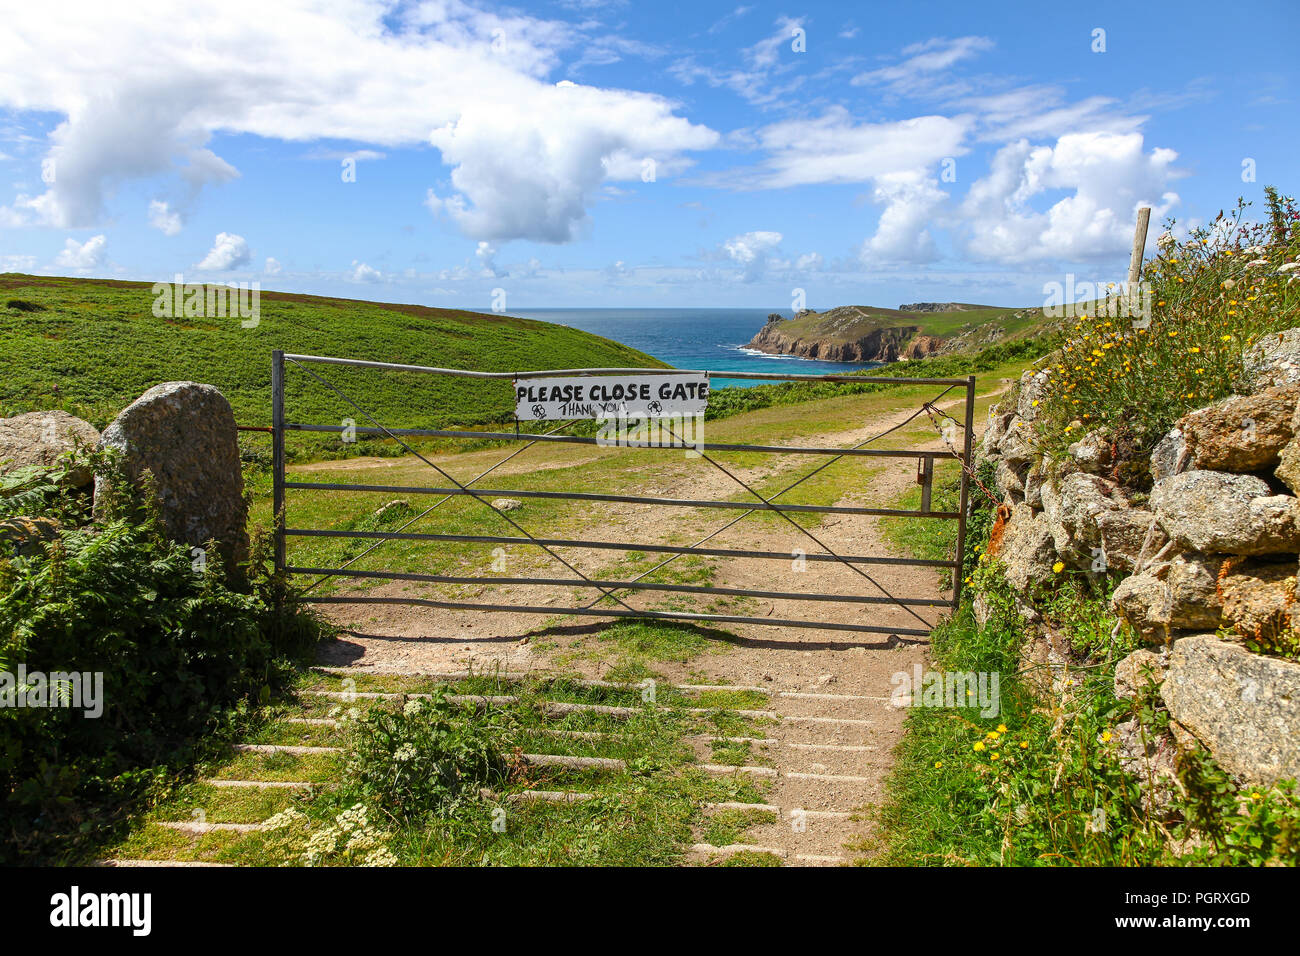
<box><xmin>552</xmin><ymin>618</ymin><xmax>724</xmax><ymax>671</ymax></box>
<box><xmin>866</xmin><ymin>454</ymin><xmax>1300</xmax><ymax>866</ymax></box>
<box><xmin>98</xmin><ymin>660</ymin><xmax>779</xmax><ymax>867</ymax></box>
<box><xmin>0</xmin><ymin>273</ymin><xmax>666</xmax><ymax>456</ymax></box>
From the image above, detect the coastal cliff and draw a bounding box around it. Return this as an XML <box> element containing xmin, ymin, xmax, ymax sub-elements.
<box><xmin>746</xmin><ymin>302</ymin><xmax>1048</xmax><ymax>363</ymax></box>
<box><xmin>746</xmin><ymin>305</ymin><xmax>952</xmax><ymax>362</ymax></box>
<box><xmin>748</xmin><ymin>315</ymin><xmax>941</xmax><ymax>361</ymax></box>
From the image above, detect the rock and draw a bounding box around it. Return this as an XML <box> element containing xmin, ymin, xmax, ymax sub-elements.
<box><xmin>1111</xmin><ymin>718</ymin><xmax>1180</xmax><ymax>815</ymax></box>
<box><xmin>1179</xmin><ymin>384</ymin><xmax>1300</xmax><ymax>473</ymax></box>
<box><xmin>998</xmin><ymin>416</ymin><xmax>1035</xmax><ymax>467</ymax></box>
<box><xmin>1023</xmin><ymin>465</ymin><xmax>1046</xmax><ymax>509</ymax></box>
<box><xmin>1151</xmin><ymin>470</ymin><xmax>1300</xmax><ymax>555</ymax></box>
<box><xmin>0</xmin><ymin>410</ymin><xmax>101</xmax><ymax>488</ymax></box>
<box><xmin>1044</xmin><ymin>473</ymin><xmax>1165</xmax><ymax>573</ymax></box>
<box><xmin>492</xmin><ymin>498</ymin><xmax>523</xmax><ymax>511</ymax></box>
<box><xmin>1114</xmin><ymin>649</ymin><xmax>1165</xmax><ymax>699</ymax></box>
<box><xmin>97</xmin><ymin>382</ymin><xmax>248</xmax><ymax>578</ymax></box>
<box><xmin>1241</xmin><ymin>327</ymin><xmax>1300</xmax><ymax>391</ymax></box>
<box><xmin>1276</xmin><ymin>433</ymin><xmax>1300</xmax><ymax>494</ymax></box>
<box><xmin>1017</xmin><ymin>622</ymin><xmax>1069</xmax><ymax>697</ymax></box>
<box><xmin>1015</xmin><ymin>369</ymin><xmax>1050</xmax><ymax>423</ymax></box>
<box><xmin>1149</xmin><ymin>427</ymin><xmax>1189</xmax><ymax>482</ymax></box>
<box><xmin>993</xmin><ymin>459</ymin><xmax>1025</xmax><ymax>501</ymax></box>
<box><xmin>1218</xmin><ymin>558</ymin><xmax>1297</xmax><ymax>640</ymax></box>
<box><xmin>1166</xmin><ymin>553</ymin><xmax>1228</xmax><ymax>630</ymax></box>
<box><xmin>1066</xmin><ymin>429</ymin><xmax>1113</xmax><ymax>475</ymax></box>
<box><xmin>977</xmin><ymin>408</ymin><xmax>1015</xmax><ymax>460</ymax></box>
<box><xmin>1112</xmin><ymin>572</ymin><xmax>1172</xmax><ymax>638</ymax></box>
<box><xmin>999</xmin><ymin>503</ymin><xmax>1057</xmax><ymax>591</ymax></box>
<box><xmin>1111</xmin><ymin>553</ymin><xmax>1227</xmax><ymax>640</ymax></box>
<box><xmin>1161</xmin><ymin>635</ymin><xmax>1300</xmax><ymax>785</ymax></box>
<box><xmin>0</xmin><ymin>516</ymin><xmax>60</xmax><ymax>557</ymax></box>
<box><xmin>1273</xmin><ymin>395</ymin><xmax>1300</xmax><ymax>493</ymax></box>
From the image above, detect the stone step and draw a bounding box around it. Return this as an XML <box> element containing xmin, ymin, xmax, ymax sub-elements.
<box><xmin>688</xmin><ymin>842</ymin><xmax>787</xmax><ymax>861</ymax></box>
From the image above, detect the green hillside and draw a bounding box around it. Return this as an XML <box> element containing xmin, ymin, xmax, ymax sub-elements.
<box><xmin>0</xmin><ymin>274</ymin><xmax>667</xmax><ymax>448</ymax></box>
<box><xmin>777</xmin><ymin>303</ymin><xmax>1044</xmax><ymax>343</ymax></box>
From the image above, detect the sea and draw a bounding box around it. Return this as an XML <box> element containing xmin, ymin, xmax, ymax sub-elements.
<box><xmin>510</xmin><ymin>308</ymin><xmax>883</xmax><ymax>390</ymax></box>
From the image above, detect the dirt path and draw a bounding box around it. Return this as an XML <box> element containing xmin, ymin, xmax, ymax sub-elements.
<box><xmin>308</xmin><ymin>386</ymin><xmax>999</xmax><ymax>864</ymax></box>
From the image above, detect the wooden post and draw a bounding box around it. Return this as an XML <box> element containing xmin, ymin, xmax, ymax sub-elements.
<box><xmin>952</xmin><ymin>375</ymin><xmax>976</xmax><ymax>608</ymax></box>
<box><xmin>1127</xmin><ymin>206</ymin><xmax>1152</xmax><ymax>292</ymax></box>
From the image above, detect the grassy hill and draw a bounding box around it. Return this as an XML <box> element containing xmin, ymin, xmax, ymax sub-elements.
<box><xmin>781</xmin><ymin>303</ymin><xmax>1035</xmax><ymax>341</ymax></box>
<box><xmin>0</xmin><ymin>274</ymin><xmax>667</xmax><ymax>453</ymax></box>
<box><xmin>749</xmin><ymin>302</ymin><xmax>1052</xmax><ymax>362</ymax></box>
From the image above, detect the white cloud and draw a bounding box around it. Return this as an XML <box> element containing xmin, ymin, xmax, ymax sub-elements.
<box><xmin>747</xmin><ymin>16</ymin><xmax>803</xmax><ymax>69</ymax></box>
<box><xmin>860</xmin><ymin>171</ymin><xmax>948</xmax><ymax>265</ymax></box>
<box><xmin>703</xmin><ymin>107</ymin><xmax>969</xmax><ymax>190</ymax></box>
<box><xmin>196</xmin><ymin>232</ymin><xmax>251</xmax><ymax>271</ymax></box>
<box><xmin>962</xmin><ymin>86</ymin><xmax>1146</xmax><ymax>142</ymax></box>
<box><xmin>148</xmin><ymin>199</ymin><xmax>182</xmax><ymax>235</ymax></box>
<box><xmin>301</xmin><ymin>148</ymin><xmax>386</xmax><ymax>162</ymax></box>
<box><xmin>958</xmin><ymin>132</ymin><xmax>1181</xmax><ymax>264</ymax></box>
<box><xmin>1</xmin><ymin>253</ymin><xmax>37</xmax><ymax>272</ymax></box>
<box><xmin>0</xmin><ymin>1</ymin><xmax>715</xmax><ymax>241</ymax></box>
<box><xmin>264</xmin><ymin>257</ymin><xmax>282</xmax><ymax>275</ymax></box>
<box><xmin>474</xmin><ymin>241</ymin><xmax>508</xmax><ymax>277</ymax></box>
<box><xmin>349</xmin><ymin>260</ymin><xmax>383</xmax><ymax>283</ymax></box>
<box><xmin>426</xmin><ymin>81</ymin><xmax>714</xmax><ymax>242</ymax></box>
<box><xmin>54</xmin><ymin>233</ymin><xmax>107</xmax><ymax>269</ymax></box>
<box><xmin>851</xmin><ymin>36</ymin><xmax>994</xmax><ymax>96</ymax></box>
<box><xmin>668</xmin><ymin>16</ymin><xmax>807</xmax><ymax>107</ymax></box>
<box><xmin>723</xmin><ymin>230</ymin><xmax>782</xmax><ymax>282</ymax></box>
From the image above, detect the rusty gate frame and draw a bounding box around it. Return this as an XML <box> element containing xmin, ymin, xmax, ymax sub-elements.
<box><xmin>271</xmin><ymin>350</ymin><xmax>976</xmax><ymax>637</ymax></box>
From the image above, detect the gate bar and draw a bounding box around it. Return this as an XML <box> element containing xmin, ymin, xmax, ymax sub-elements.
<box><xmin>271</xmin><ymin>349</ymin><xmax>286</xmax><ymax>574</ymax></box>
<box><xmin>284</xmin><ymin>423</ymin><xmax>956</xmax><ymax>460</ymax></box>
<box><xmin>285</xmin><ymin>527</ymin><xmax>958</xmax><ymax>568</ymax></box>
<box><xmin>282</xmin><ymin>481</ymin><xmax>959</xmax><ymax>519</ymax></box>
<box><xmin>281</xmin><ymin>352</ymin><xmax>969</xmax><ymax>387</ymax></box>
<box><xmin>305</xmin><ymin>595</ymin><xmax>933</xmax><ymax>636</ymax></box>
<box><xmin>285</xmin><ymin>566</ymin><xmax>953</xmax><ymax>606</ymax></box>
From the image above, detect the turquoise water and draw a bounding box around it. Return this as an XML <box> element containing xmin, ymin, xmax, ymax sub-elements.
<box><xmin>510</xmin><ymin>308</ymin><xmax>884</xmax><ymax>389</ymax></box>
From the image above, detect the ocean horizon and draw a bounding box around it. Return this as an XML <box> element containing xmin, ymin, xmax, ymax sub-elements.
<box><xmin>510</xmin><ymin>307</ymin><xmax>884</xmax><ymax>389</ymax></box>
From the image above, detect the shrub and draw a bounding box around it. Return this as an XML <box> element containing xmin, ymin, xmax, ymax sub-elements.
<box><xmin>341</xmin><ymin>692</ymin><xmax>515</xmax><ymax>823</ymax></box>
<box><xmin>0</xmin><ymin>450</ymin><xmax>327</xmax><ymax>861</ymax></box>
<box><xmin>1033</xmin><ymin>190</ymin><xmax>1300</xmax><ymax>474</ymax></box>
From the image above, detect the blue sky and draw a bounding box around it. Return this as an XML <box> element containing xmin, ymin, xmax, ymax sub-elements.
<box><xmin>0</xmin><ymin>0</ymin><xmax>1296</xmax><ymax>310</ymax></box>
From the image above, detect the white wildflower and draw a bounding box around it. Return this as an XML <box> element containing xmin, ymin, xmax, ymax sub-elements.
<box><xmin>364</xmin><ymin>846</ymin><xmax>398</xmax><ymax>867</ymax></box>
<box><xmin>263</xmin><ymin>808</ymin><xmax>307</xmax><ymax>832</ymax></box>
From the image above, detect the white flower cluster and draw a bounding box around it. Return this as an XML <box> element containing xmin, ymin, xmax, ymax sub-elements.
<box><xmin>263</xmin><ymin>802</ymin><xmax>397</xmax><ymax>867</ymax></box>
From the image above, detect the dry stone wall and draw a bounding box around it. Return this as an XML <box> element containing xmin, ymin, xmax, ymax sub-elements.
<box><xmin>978</xmin><ymin>335</ymin><xmax>1300</xmax><ymax>786</ymax></box>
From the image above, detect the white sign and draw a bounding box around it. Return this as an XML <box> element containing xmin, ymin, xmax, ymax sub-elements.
<box><xmin>515</xmin><ymin>373</ymin><xmax>710</xmax><ymax>421</ymax></box>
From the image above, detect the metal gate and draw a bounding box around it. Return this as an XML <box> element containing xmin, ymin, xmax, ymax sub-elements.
<box><xmin>271</xmin><ymin>350</ymin><xmax>976</xmax><ymax>638</ymax></box>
